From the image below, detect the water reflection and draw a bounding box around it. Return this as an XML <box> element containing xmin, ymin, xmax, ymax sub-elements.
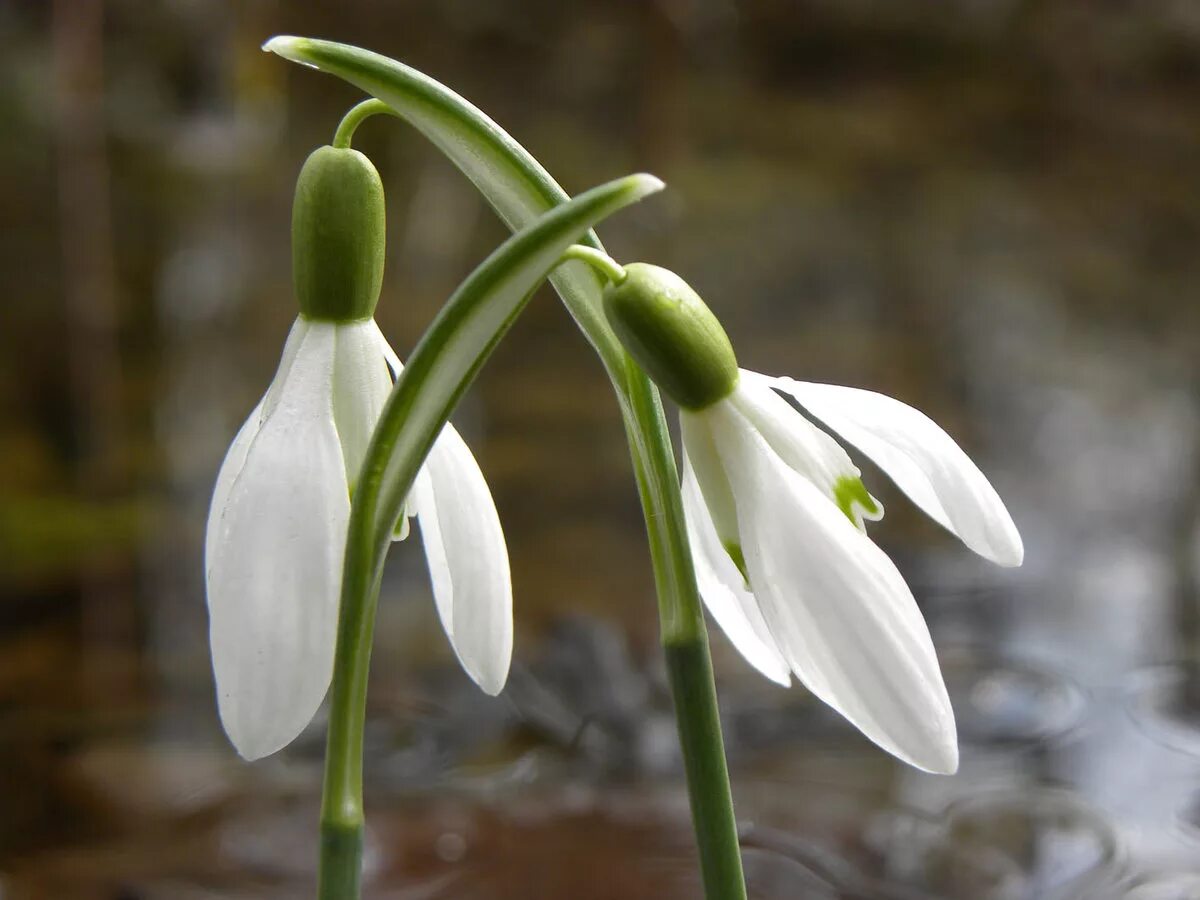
<box><xmin>1127</xmin><ymin>663</ymin><xmax>1200</xmax><ymax>758</ymax></box>
<box><xmin>942</xmin><ymin>649</ymin><xmax>1087</xmax><ymax>747</ymax></box>
<box><xmin>921</xmin><ymin>790</ymin><xmax>1123</xmax><ymax>900</ymax></box>
<box><xmin>4</xmin><ymin>0</ymin><xmax>1200</xmax><ymax>896</ymax></box>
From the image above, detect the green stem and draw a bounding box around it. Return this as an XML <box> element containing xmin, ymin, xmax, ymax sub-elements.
<box><xmin>317</xmin><ymin>527</ymin><xmax>382</xmax><ymax>899</ymax></box>
<box><xmin>318</xmin><ymin>821</ymin><xmax>364</xmax><ymax>898</ymax></box>
<box><xmin>332</xmin><ymin>99</ymin><xmax>396</xmax><ymax>149</ymax></box>
<box><xmin>622</xmin><ymin>356</ymin><xmax>747</xmax><ymax>899</ymax></box>
<box><xmin>560</xmin><ymin>244</ymin><xmax>627</xmax><ymax>285</ymax></box>
<box><xmin>666</xmin><ymin>639</ymin><xmax>747</xmax><ymax>896</ymax></box>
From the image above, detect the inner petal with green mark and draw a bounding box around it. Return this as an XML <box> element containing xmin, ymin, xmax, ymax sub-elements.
<box><xmin>833</xmin><ymin>475</ymin><xmax>884</xmax><ymax>530</ymax></box>
<box><xmin>723</xmin><ymin>540</ymin><xmax>751</xmax><ymax>587</ymax></box>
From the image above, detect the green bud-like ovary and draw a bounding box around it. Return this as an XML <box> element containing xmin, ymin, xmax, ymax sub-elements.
<box><xmin>602</xmin><ymin>264</ymin><xmax>739</xmax><ymax>410</ymax></box>
<box><xmin>292</xmin><ymin>146</ymin><xmax>386</xmax><ymax>322</ymax></box>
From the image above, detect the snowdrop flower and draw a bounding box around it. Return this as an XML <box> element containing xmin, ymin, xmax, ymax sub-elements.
<box><xmin>604</xmin><ymin>264</ymin><xmax>1023</xmax><ymax>774</ymax></box>
<box><xmin>205</xmin><ymin>146</ymin><xmax>511</xmax><ymax>760</ymax></box>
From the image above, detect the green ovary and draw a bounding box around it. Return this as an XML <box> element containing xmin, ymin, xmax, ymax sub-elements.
<box><xmin>833</xmin><ymin>475</ymin><xmax>881</xmax><ymax>527</ymax></box>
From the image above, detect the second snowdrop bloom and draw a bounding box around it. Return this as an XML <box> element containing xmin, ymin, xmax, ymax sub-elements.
<box><xmin>604</xmin><ymin>264</ymin><xmax>1023</xmax><ymax>775</ymax></box>
<box><xmin>205</xmin><ymin>146</ymin><xmax>511</xmax><ymax>761</ymax></box>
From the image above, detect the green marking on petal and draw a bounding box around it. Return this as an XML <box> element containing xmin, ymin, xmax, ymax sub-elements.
<box><xmin>833</xmin><ymin>475</ymin><xmax>881</xmax><ymax>527</ymax></box>
<box><xmin>722</xmin><ymin>540</ymin><xmax>751</xmax><ymax>588</ymax></box>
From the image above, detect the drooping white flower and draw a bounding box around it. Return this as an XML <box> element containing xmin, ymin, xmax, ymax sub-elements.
<box><xmin>205</xmin><ymin>144</ymin><xmax>511</xmax><ymax>761</ymax></box>
<box><xmin>604</xmin><ymin>263</ymin><xmax>1023</xmax><ymax>775</ymax></box>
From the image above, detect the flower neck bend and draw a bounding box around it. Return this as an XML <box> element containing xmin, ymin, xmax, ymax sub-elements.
<box><xmin>292</xmin><ymin>146</ymin><xmax>386</xmax><ymax>323</ymax></box>
<box><xmin>602</xmin><ymin>263</ymin><xmax>739</xmax><ymax>411</ymax></box>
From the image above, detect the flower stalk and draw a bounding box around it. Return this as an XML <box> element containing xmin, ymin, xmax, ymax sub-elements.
<box><xmin>622</xmin><ymin>350</ymin><xmax>747</xmax><ymax>897</ymax></box>
<box><xmin>332</xmin><ymin>99</ymin><xmax>396</xmax><ymax>149</ymax></box>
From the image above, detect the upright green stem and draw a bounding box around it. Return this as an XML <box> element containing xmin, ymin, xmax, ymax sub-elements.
<box><xmin>567</xmin><ymin>247</ymin><xmax>748</xmax><ymax>898</ymax></box>
<box><xmin>316</xmin><ymin>515</ymin><xmax>381</xmax><ymax>899</ymax></box>
<box><xmin>623</xmin><ymin>358</ymin><xmax>747</xmax><ymax>900</ymax></box>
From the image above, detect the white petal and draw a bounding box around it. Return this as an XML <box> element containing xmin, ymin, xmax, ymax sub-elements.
<box><xmin>206</xmin><ymin>322</ymin><xmax>349</xmax><ymax>760</ymax></box>
<box><xmin>204</xmin><ymin>318</ymin><xmax>313</xmax><ymax>571</ymax></box>
<box><xmin>774</xmin><ymin>378</ymin><xmax>1023</xmax><ymax>567</ymax></box>
<box><xmin>414</xmin><ymin>424</ymin><xmax>513</xmax><ymax>695</ymax></box>
<box><xmin>331</xmin><ymin>320</ymin><xmax>394</xmax><ymax>490</ymax></box>
<box><xmin>264</xmin><ymin>317</ymin><xmax>313</xmax><ymax>407</ymax></box>
<box><xmin>681</xmin><ymin>452</ymin><xmax>791</xmax><ymax>686</ymax></box>
<box><xmin>731</xmin><ymin>372</ymin><xmax>882</xmax><ymax>529</ymax></box>
<box><xmin>711</xmin><ymin>405</ymin><xmax>958</xmax><ymax>774</ymax></box>
<box><xmin>205</xmin><ymin>397</ymin><xmax>263</xmax><ymax>580</ymax></box>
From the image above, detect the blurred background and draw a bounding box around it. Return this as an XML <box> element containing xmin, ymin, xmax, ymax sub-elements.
<box><xmin>4</xmin><ymin>0</ymin><xmax>1200</xmax><ymax>897</ymax></box>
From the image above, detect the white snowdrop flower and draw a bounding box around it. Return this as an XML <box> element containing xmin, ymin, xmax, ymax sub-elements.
<box><xmin>205</xmin><ymin>146</ymin><xmax>511</xmax><ymax>760</ymax></box>
<box><xmin>604</xmin><ymin>264</ymin><xmax>1023</xmax><ymax>774</ymax></box>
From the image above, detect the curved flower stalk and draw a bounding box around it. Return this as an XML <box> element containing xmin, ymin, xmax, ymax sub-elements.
<box><xmin>205</xmin><ymin>144</ymin><xmax>510</xmax><ymax>761</ymax></box>
<box><xmin>605</xmin><ymin>264</ymin><xmax>1024</xmax><ymax>775</ymax></box>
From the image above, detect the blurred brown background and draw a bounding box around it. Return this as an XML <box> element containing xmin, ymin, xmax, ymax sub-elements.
<box><xmin>3</xmin><ymin>1</ymin><xmax>1200</xmax><ymax>897</ymax></box>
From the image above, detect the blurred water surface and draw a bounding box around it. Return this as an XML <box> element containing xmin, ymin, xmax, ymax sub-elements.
<box><xmin>3</xmin><ymin>1</ymin><xmax>1200</xmax><ymax>897</ymax></box>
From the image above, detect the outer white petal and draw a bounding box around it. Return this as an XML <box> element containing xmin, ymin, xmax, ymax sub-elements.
<box><xmin>681</xmin><ymin>451</ymin><xmax>791</xmax><ymax>686</ymax></box>
<box><xmin>332</xmin><ymin>321</ymin><xmax>394</xmax><ymax>491</ymax></box>
<box><xmin>205</xmin><ymin>318</ymin><xmax>311</xmax><ymax>573</ymax></box>
<box><xmin>414</xmin><ymin>423</ymin><xmax>513</xmax><ymax>695</ymax></box>
<box><xmin>205</xmin><ymin>397</ymin><xmax>263</xmax><ymax>580</ymax></box>
<box><xmin>773</xmin><ymin>378</ymin><xmax>1023</xmax><ymax>567</ymax></box>
<box><xmin>206</xmin><ymin>321</ymin><xmax>349</xmax><ymax>760</ymax></box>
<box><xmin>711</xmin><ymin>403</ymin><xmax>959</xmax><ymax>774</ymax></box>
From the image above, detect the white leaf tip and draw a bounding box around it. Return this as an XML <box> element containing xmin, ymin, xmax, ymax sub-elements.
<box><xmin>261</xmin><ymin>35</ymin><xmax>296</xmax><ymax>54</ymax></box>
<box><xmin>638</xmin><ymin>173</ymin><xmax>666</xmax><ymax>192</ymax></box>
<box><xmin>627</xmin><ymin>173</ymin><xmax>666</xmax><ymax>200</ymax></box>
<box><xmin>262</xmin><ymin>35</ymin><xmax>319</xmax><ymax>69</ymax></box>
